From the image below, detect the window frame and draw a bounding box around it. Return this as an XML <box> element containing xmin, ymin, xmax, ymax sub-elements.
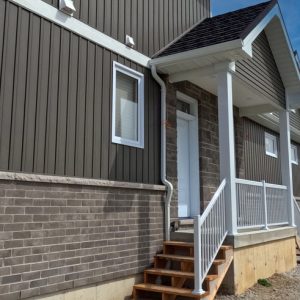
<box><xmin>291</xmin><ymin>144</ymin><xmax>298</xmax><ymax>165</ymax></box>
<box><xmin>112</xmin><ymin>61</ymin><xmax>144</xmax><ymax>149</ymax></box>
<box><xmin>265</xmin><ymin>132</ymin><xmax>278</xmax><ymax>158</ymax></box>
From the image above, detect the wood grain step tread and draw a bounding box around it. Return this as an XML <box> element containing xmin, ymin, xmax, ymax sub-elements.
<box><xmin>220</xmin><ymin>245</ymin><xmax>233</xmax><ymax>250</ymax></box>
<box><xmin>213</xmin><ymin>259</ymin><xmax>226</xmax><ymax>265</ymax></box>
<box><xmin>205</xmin><ymin>274</ymin><xmax>219</xmax><ymax>281</ymax></box>
<box><xmin>164</xmin><ymin>241</ymin><xmax>194</xmax><ymax>248</ymax></box>
<box><xmin>133</xmin><ymin>283</ymin><xmax>208</xmax><ymax>298</ymax></box>
<box><xmin>156</xmin><ymin>254</ymin><xmax>194</xmax><ymax>262</ymax></box>
<box><xmin>145</xmin><ymin>268</ymin><xmax>194</xmax><ymax>278</ymax></box>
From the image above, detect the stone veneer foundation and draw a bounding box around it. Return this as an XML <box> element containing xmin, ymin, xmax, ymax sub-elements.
<box><xmin>0</xmin><ymin>172</ymin><xmax>165</xmax><ymax>299</ymax></box>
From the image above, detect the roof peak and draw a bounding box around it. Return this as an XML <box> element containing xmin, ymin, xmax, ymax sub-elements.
<box><xmin>153</xmin><ymin>0</ymin><xmax>277</xmax><ymax>59</ymax></box>
<box><xmin>212</xmin><ymin>0</ymin><xmax>275</xmax><ymax>19</ymax></box>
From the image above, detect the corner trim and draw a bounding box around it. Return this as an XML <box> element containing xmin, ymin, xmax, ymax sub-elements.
<box><xmin>9</xmin><ymin>0</ymin><xmax>150</xmax><ymax>68</ymax></box>
<box><xmin>0</xmin><ymin>171</ymin><xmax>166</xmax><ymax>191</ymax></box>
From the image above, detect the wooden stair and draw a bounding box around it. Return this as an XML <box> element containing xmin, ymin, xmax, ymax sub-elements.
<box><xmin>296</xmin><ymin>236</ymin><xmax>300</xmax><ymax>265</ymax></box>
<box><xmin>132</xmin><ymin>241</ymin><xmax>233</xmax><ymax>300</ymax></box>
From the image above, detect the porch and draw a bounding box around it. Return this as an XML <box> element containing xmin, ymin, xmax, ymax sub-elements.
<box><xmin>133</xmin><ymin>2</ymin><xmax>300</xmax><ymax>299</ymax></box>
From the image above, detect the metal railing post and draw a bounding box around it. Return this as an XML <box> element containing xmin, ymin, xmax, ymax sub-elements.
<box><xmin>262</xmin><ymin>180</ymin><xmax>269</xmax><ymax>230</ymax></box>
<box><xmin>193</xmin><ymin>215</ymin><xmax>204</xmax><ymax>295</ymax></box>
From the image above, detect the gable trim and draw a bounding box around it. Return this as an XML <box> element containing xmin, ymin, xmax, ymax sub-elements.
<box><xmin>8</xmin><ymin>0</ymin><xmax>150</xmax><ymax>68</ymax></box>
<box><xmin>242</xmin><ymin>3</ymin><xmax>300</xmax><ymax>83</ymax></box>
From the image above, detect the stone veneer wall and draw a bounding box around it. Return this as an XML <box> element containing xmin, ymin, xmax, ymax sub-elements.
<box><xmin>165</xmin><ymin>80</ymin><xmax>245</xmax><ymax>212</ymax></box>
<box><xmin>0</xmin><ymin>174</ymin><xmax>165</xmax><ymax>299</ymax></box>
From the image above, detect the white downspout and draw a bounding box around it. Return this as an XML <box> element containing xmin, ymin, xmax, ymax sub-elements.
<box><xmin>151</xmin><ymin>64</ymin><xmax>174</xmax><ymax>241</ymax></box>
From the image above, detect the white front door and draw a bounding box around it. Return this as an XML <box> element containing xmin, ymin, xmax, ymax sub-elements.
<box><xmin>177</xmin><ymin>117</ymin><xmax>191</xmax><ymax>217</ymax></box>
<box><xmin>176</xmin><ymin>92</ymin><xmax>200</xmax><ymax>218</ymax></box>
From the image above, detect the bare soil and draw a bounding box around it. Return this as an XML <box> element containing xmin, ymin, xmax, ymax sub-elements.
<box><xmin>216</xmin><ymin>266</ymin><xmax>300</xmax><ymax>300</ymax></box>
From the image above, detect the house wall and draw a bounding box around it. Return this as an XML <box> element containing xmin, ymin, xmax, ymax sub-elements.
<box><xmin>41</xmin><ymin>0</ymin><xmax>211</xmax><ymax>57</ymax></box>
<box><xmin>0</xmin><ymin>0</ymin><xmax>161</xmax><ymax>185</ymax></box>
<box><xmin>164</xmin><ymin>79</ymin><xmax>299</xmax><ymax>218</ymax></box>
<box><xmin>236</xmin><ymin>31</ymin><xmax>286</xmax><ymax>108</ymax></box>
<box><xmin>164</xmin><ymin>80</ymin><xmax>222</xmax><ymax>215</ymax></box>
<box><xmin>241</xmin><ymin>118</ymin><xmax>300</xmax><ymax>197</ymax></box>
<box><xmin>0</xmin><ymin>174</ymin><xmax>164</xmax><ymax>299</ymax></box>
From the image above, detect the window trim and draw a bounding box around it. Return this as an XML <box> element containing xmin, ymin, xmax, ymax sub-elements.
<box><xmin>265</xmin><ymin>132</ymin><xmax>278</xmax><ymax>158</ymax></box>
<box><xmin>291</xmin><ymin>144</ymin><xmax>298</xmax><ymax>165</ymax></box>
<box><xmin>112</xmin><ymin>61</ymin><xmax>144</xmax><ymax>149</ymax></box>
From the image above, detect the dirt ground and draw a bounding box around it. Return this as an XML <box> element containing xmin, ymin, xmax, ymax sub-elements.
<box><xmin>216</xmin><ymin>265</ymin><xmax>300</xmax><ymax>300</ymax></box>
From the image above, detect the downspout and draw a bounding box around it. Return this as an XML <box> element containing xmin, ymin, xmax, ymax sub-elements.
<box><xmin>151</xmin><ymin>64</ymin><xmax>174</xmax><ymax>241</ymax></box>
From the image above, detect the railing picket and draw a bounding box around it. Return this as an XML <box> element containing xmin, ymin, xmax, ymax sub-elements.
<box><xmin>236</xmin><ymin>178</ymin><xmax>288</xmax><ymax>229</ymax></box>
<box><xmin>193</xmin><ymin>179</ymin><xmax>227</xmax><ymax>295</ymax></box>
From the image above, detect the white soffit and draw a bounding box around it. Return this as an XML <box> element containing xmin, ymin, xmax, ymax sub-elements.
<box><xmin>9</xmin><ymin>0</ymin><xmax>150</xmax><ymax>68</ymax></box>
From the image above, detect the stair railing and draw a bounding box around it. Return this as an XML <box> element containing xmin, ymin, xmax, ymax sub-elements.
<box><xmin>193</xmin><ymin>179</ymin><xmax>227</xmax><ymax>295</ymax></box>
<box><xmin>294</xmin><ymin>197</ymin><xmax>300</xmax><ymax>236</ymax></box>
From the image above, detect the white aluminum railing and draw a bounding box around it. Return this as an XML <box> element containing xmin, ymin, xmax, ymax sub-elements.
<box><xmin>294</xmin><ymin>198</ymin><xmax>300</xmax><ymax>236</ymax></box>
<box><xmin>193</xmin><ymin>179</ymin><xmax>227</xmax><ymax>295</ymax></box>
<box><xmin>236</xmin><ymin>178</ymin><xmax>289</xmax><ymax>229</ymax></box>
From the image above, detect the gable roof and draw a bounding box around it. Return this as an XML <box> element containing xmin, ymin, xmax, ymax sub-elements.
<box><xmin>154</xmin><ymin>0</ymin><xmax>275</xmax><ymax>58</ymax></box>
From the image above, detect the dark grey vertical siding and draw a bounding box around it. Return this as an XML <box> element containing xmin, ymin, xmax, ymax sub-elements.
<box><xmin>243</xmin><ymin>119</ymin><xmax>282</xmax><ymax>184</ymax></box>
<box><xmin>236</xmin><ymin>31</ymin><xmax>285</xmax><ymax>108</ymax></box>
<box><xmin>292</xmin><ymin>144</ymin><xmax>300</xmax><ymax>197</ymax></box>
<box><xmin>242</xmin><ymin>118</ymin><xmax>300</xmax><ymax>197</ymax></box>
<box><xmin>41</xmin><ymin>0</ymin><xmax>210</xmax><ymax>57</ymax></box>
<box><xmin>0</xmin><ymin>0</ymin><xmax>161</xmax><ymax>184</ymax></box>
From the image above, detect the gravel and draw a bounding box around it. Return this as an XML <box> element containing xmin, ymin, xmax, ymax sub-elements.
<box><xmin>216</xmin><ymin>265</ymin><xmax>300</xmax><ymax>300</ymax></box>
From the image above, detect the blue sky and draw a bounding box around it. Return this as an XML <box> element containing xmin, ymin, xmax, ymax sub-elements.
<box><xmin>212</xmin><ymin>0</ymin><xmax>300</xmax><ymax>54</ymax></box>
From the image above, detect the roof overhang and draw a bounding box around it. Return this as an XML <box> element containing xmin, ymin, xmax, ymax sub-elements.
<box><xmin>151</xmin><ymin>2</ymin><xmax>300</xmax><ymax>108</ymax></box>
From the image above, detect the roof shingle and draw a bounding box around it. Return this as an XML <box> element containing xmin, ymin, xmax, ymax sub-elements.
<box><xmin>154</xmin><ymin>0</ymin><xmax>276</xmax><ymax>58</ymax></box>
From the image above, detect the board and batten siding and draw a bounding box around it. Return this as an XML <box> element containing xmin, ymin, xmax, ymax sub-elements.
<box><xmin>41</xmin><ymin>0</ymin><xmax>210</xmax><ymax>57</ymax></box>
<box><xmin>0</xmin><ymin>0</ymin><xmax>161</xmax><ymax>184</ymax></box>
<box><xmin>236</xmin><ymin>31</ymin><xmax>285</xmax><ymax>108</ymax></box>
<box><xmin>242</xmin><ymin>118</ymin><xmax>300</xmax><ymax>197</ymax></box>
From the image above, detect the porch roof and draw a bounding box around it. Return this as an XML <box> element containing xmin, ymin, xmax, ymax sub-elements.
<box><xmin>153</xmin><ymin>1</ymin><xmax>273</xmax><ymax>59</ymax></box>
<box><xmin>151</xmin><ymin>0</ymin><xmax>300</xmax><ymax>109</ymax></box>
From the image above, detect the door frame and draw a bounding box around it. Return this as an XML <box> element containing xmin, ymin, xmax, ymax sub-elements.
<box><xmin>176</xmin><ymin>91</ymin><xmax>200</xmax><ymax>217</ymax></box>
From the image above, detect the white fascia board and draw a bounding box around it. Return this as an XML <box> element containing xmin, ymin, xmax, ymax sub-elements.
<box><xmin>9</xmin><ymin>0</ymin><xmax>150</xmax><ymax>68</ymax></box>
<box><xmin>150</xmin><ymin>39</ymin><xmax>244</xmax><ymax>68</ymax></box>
<box><xmin>242</xmin><ymin>4</ymin><xmax>300</xmax><ymax>81</ymax></box>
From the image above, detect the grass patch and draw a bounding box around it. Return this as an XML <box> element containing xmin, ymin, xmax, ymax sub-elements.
<box><xmin>258</xmin><ymin>278</ymin><xmax>272</xmax><ymax>287</ymax></box>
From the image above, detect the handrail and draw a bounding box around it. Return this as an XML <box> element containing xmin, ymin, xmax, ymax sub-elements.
<box><xmin>236</xmin><ymin>178</ymin><xmax>289</xmax><ymax>229</ymax></box>
<box><xmin>235</xmin><ymin>178</ymin><xmax>288</xmax><ymax>190</ymax></box>
<box><xmin>199</xmin><ymin>179</ymin><xmax>226</xmax><ymax>225</ymax></box>
<box><xmin>193</xmin><ymin>179</ymin><xmax>227</xmax><ymax>295</ymax></box>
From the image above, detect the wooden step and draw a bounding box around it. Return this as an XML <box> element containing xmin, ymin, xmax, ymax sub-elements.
<box><xmin>220</xmin><ymin>245</ymin><xmax>233</xmax><ymax>251</ymax></box>
<box><xmin>164</xmin><ymin>241</ymin><xmax>194</xmax><ymax>248</ymax></box>
<box><xmin>156</xmin><ymin>254</ymin><xmax>194</xmax><ymax>263</ymax></box>
<box><xmin>145</xmin><ymin>268</ymin><xmax>194</xmax><ymax>279</ymax></box>
<box><xmin>212</xmin><ymin>259</ymin><xmax>226</xmax><ymax>266</ymax></box>
<box><xmin>133</xmin><ymin>283</ymin><xmax>209</xmax><ymax>299</ymax></box>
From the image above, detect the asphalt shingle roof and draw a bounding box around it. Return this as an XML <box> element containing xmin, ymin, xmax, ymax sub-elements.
<box><xmin>154</xmin><ymin>0</ymin><xmax>276</xmax><ymax>58</ymax></box>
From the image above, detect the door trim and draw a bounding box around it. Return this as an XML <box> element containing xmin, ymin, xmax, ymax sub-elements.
<box><xmin>176</xmin><ymin>92</ymin><xmax>200</xmax><ymax>217</ymax></box>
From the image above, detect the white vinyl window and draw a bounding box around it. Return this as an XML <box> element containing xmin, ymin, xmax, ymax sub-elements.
<box><xmin>265</xmin><ymin>132</ymin><xmax>278</xmax><ymax>158</ymax></box>
<box><xmin>291</xmin><ymin>144</ymin><xmax>298</xmax><ymax>165</ymax></box>
<box><xmin>112</xmin><ymin>62</ymin><xmax>144</xmax><ymax>148</ymax></box>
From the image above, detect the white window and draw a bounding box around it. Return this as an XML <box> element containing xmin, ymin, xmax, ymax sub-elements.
<box><xmin>112</xmin><ymin>62</ymin><xmax>144</xmax><ymax>148</ymax></box>
<box><xmin>291</xmin><ymin>144</ymin><xmax>298</xmax><ymax>165</ymax></box>
<box><xmin>265</xmin><ymin>132</ymin><xmax>278</xmax><ymax>158</ymax></box>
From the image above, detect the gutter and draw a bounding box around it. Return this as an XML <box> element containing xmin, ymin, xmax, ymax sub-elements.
<box><xmin>150</xmin><ymin>64</ymin><xmax>174</xmax><ymax>241</ymax></box>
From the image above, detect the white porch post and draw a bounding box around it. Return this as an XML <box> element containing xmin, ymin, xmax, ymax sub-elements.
<box><xmin>216</xmin><ymin>63</ymin><xmax>238</xmax><ymax>235</ymax></box>
<box><xmin>279</xmin><ymin>106</ymin><xmax>295</xmax><ymax>227</ymax></box>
